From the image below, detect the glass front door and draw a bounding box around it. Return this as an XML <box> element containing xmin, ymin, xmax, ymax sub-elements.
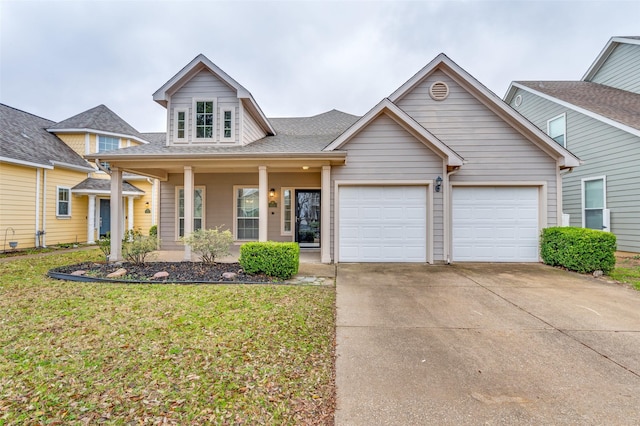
<box><xmin>295</xmin><ymin>190</ymin><xmax>321</xmax><ymax>248</ymax></box>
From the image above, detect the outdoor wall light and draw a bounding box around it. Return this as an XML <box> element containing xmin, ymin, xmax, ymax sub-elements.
<box><xmin>144</xmin><ymin>202</ymin><xmax>151</xmax><ymax>214</ymax></box>
<box><xmin>269</xmin><ymin>188</ymin><xmax>276</xmax><ymax>197</ymax></box>
<box><xmin>435</xmin><ymin>176</ymin><xmax>443</xmax><ymax>193</ymax></box>
<box><xmin>302</xmin><ymin>166</ymin><xmax>309</xmax><ymax>170</ymax></box>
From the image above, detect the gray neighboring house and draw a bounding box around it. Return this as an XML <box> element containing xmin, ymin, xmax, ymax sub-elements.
<box><xmin>505</xmin><ymin>36</ymin><xmax>640</xmax><ymax>253</ymax></box>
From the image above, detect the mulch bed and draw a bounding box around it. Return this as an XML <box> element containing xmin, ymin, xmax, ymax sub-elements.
<box><xmin>49</xmin><ymin>262</ymin><xmax>277</xmax><ymax>284</ymax></box>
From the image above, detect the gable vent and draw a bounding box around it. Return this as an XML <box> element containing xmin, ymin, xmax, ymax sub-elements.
<box><xmin>429</xmin><ymin>81</ymin><xmax>449</xmax><ymax>101</ymax></box>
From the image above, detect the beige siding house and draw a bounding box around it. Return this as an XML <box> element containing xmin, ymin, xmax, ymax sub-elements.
<box><xmin>91</xmin><ymin>53</ymin><xmax>579</xmax><ymax>263</ymax></box>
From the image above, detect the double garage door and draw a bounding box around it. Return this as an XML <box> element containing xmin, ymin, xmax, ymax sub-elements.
<box><xmin>338</xmin><ymin>185</ymin><xmax>539</xmax><ymax>263</ymax></box>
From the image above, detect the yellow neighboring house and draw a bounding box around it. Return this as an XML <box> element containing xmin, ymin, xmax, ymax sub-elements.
<box><xmin>0</xmin><ymin>104</ymin><xmax>158</xmax><ymax>251</ymax></box>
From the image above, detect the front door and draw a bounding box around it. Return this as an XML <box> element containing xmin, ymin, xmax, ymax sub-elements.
<box><xmin>99</xmin><ymin>199</ymin><xmax>111</xmax><ymax>237</ymax></box>
<box><xmin>295</xmin><ymin>190</ymin><xmax>321</xmax><ymax>248</ymax></box>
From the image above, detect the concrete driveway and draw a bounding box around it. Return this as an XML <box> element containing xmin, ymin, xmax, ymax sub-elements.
<box><xmin>335</xmin><ymin>263</ymin><xmax>640</xmax><ymax>425</ymax></box>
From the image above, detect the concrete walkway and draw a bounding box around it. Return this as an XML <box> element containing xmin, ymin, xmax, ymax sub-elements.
<box><xmin>335</xmin><ymin>263</ymin><xmax>640</xmax><ymax>425</ymax></box>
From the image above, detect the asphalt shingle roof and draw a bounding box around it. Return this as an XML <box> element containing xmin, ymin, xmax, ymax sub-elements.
<box><xmin>516</xmin><ymin>81</ymin><xmax>640</xmax><ymax>131</ymax></box>
<box><xmin>94</xmin><ymin>109</ymin><xmax>360</xmax><ymax>157</ymax></box>
<box><xmin>72</xmin><ymin>178</ymin><xmax>144</xmax><ymax>194</ymax></box>
<box><xmin>0</xmin><ymin>103</ymin><xmax>93</xmax><ymax>169</ymax></box>
<box><xmin>49</xmin><ymin>104</ymin><xmax>149</xmax><ymax>144</ymax></box>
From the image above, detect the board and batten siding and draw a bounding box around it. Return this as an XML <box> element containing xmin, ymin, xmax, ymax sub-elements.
<box><xmin>397</xmin><ymin>69</ymin><xmax>559</xmax><ymax>226</ymax></box>
<box><xmin>589</xmin><ymin>43</ymin><xmax>640</xmax><ymax>94</ymax></box>
<box><xmin>510</xmin><ymin>87</ymin><xmax>640</xmax><ymax>252</ymax></box>
<box><xmin>0</xmin><ymin>163</ymin><xmax>38</xmax><ymax>249</ymax></box>
<box><xmin>168</xmin><ymin>69</ymin><xmax>238</xmax><ymax>145</ymax></box>
<box><xmin>330</xmin><ymin>113</ymin><xmax>446</xmax><ymax>261</ymax></box>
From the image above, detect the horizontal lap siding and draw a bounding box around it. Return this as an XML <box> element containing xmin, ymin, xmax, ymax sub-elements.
<box><xmin>511</xmin><ymin>87</ymin><xmax>640</xmax><ymax>252</ymax></box>
<box><xmin>45</xmin><ymin>168</ymin><xmax>89</xmax><ymax>246</ymax></box>
<box><xmin>399</xmin><ymin>71</ymin><xmax>558</xmax><ymax>225</ymax></box>
<box><xmin>169</xmin><ymin>70</ymin><xmax>238</xmax><ymax>144</ymax></box>
<box><xmin>331</xmin><ymin>113</ymin><xmax>445</xmax><ymax>260</ymax></box>
<box><xmin>131</xmin><ymin>180</ymin><xmax>154</xmax><ymax>235</ymax></box>
<box><xmin>0</xmin><ymin>163</ymin><xmax>37</xmax><ymax>248</ymax></box>
<box><xmin>242</xmin><ymin>109</ymin><xmax>266</xmax><ymax>144</ymax></box>
<box><xmin>590</xmin><ymin>44</ymin><xmax>640</xmax><ymax>93</ymax></box>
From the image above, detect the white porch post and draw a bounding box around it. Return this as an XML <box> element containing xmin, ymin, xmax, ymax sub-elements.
<box><xmin>258</xmin><ymin>165</ymin><xmax>268</xmax><ymax>242</ymax></box>
<box><xmin>183</xmin><ymin>166</ymin><xmax>194</xmax><ymax>261</ymax></box>
<box><xmin>109</xmin><ymin>168</ymin><xmax>123</xmax><ymax>261</ymax></box>
<box><xmin>127</xmin><ymin>196</ymin><xmax>134</xmax><ymax>232</ymax></box>
<box><xmin>87</xmin><ymin>195</ymin><xmax>96</xmax><ymax>244</ymax></box>
<box><xmin>321</xmin><ymin>165</ymin><xmax>331</xmax><ymax>263</ymax></box>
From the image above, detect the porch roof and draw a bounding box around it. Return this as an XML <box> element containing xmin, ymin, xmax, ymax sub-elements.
<box><xmin>72</xmin><ymin>178</ymin><xmax>145</xmax><ymax>195</ymax></box>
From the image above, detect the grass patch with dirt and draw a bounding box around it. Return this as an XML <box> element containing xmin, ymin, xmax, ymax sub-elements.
<box><xmin>0</xmin><ymin>250</ymin><xmax>335</xmax><ymax>424</ymax></box>
<box><xmin>610</xmin><ymin>254</ymin><xmax>640</xmax><ymax>290</ymax></box>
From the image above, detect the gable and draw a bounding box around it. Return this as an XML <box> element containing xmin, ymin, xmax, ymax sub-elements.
<box><xmin>169</xmin><ymin>69</ymin><xmax>238</xmax><ymax>101</ymax></box>
<box><xmin>588</xmin><ymin>42</ymin><xmax>640</xmax><ymax>94</ymax></box>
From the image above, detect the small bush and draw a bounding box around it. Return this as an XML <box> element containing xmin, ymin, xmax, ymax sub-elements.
<box><xmin>97</xmin><ymin>232</ymin><xmax>111</xmax><ymax>261</ymax></box>
<box><xmin>540</xmin><ymin>227</ymin><xmax>616</xmax><ymax>274</ymax></box>
<box><xmin>149</xmin><ymin>225</ymin><xmax>158</xmax><ymax>238</ymax></box>
<box><xmin>239</xmin><ymin>242</ymin><xmax>300</xmax><ymax>280</ymax></box>
<box><xmin>122</xmin><ymin>229</ymin><xmax>157</xmax><ymax>265</ymax></box>
<box><xmin>182</xmin><ymin>227</ymin><xmax>234</xmax><ymax>264</ymax></box>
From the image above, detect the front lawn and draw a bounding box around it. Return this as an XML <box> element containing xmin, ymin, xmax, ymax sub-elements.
<box><xmin>610</xmin><ymin>254</ymin><xmax>640</xmax><ymax>290</ymax></box>
<box><xmin>0</xmin><ymin>250</ymin><xmax>335</xmax><ymax>424</ymax></box>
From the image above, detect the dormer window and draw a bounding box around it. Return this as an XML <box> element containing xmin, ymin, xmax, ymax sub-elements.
<box><xmin>98</xmin><ymin>135</ymin><xmax>119</xmax><ymax>153</ymax></box>
<box><xmin>221</xmin><ymin>108</ymin><xmax>235</xmax><ymax>141</ymax></box>
<box><xmin>195</xmin><ymin>100</ymin><xmax>214</xmax><ymax>139</ymax></box>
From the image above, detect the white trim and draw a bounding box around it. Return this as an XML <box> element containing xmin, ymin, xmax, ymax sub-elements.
<box><xmin>220</xmin><ymin>107</ymin><xmax>236</xmax><ymax>142</ymax></box>
<box><xmin>174</xmin><ymin>108</ymin><xmax>188</xmax><ymax>142</ymax></box>
<box><xmin>239</xmin><ymin>101</ymin><xmax>245</xmax><ymax>145</ymax></box>
<box><xmin>85</xmin><ymin>133</ymin><xmax>90</xmax><ymax>155</ymax></box>
<box><xmin>582</xmin><ymin>37</ymin><xmax>640</xmax><ymax>81</ymax></box>
<box><xmin>581</xmin><ymin>175</ymin><xmax>607</xmax><ymax>229</ymax></box>
<box><xmin>333</xmin><ymin>180</ymin><xmax>433</xmax><ymax>264</ymax></box>
<box><xmin>233</xmin><ymin>185</ymin><xmax>260</xmax><ymax>241</ymax></box>
<box><xmin>0</xmin><ymin>156</ymin><xmax>52</xmax><ymax>169</ymax></box>
<box><xmin>96</xmin><ymin>135</ymin><xmax>120</xmax><ymax>153</ymax></box>
<box><xmin>192</xmin><ymin>98</ymin><xmax>217</xmax><ymax>142</ymax></box>
<box><xmin>175</xmin><ymin>185</ymin><xmax>205</xmax><ymax>240</ymax></box>
<box><xmin>56</xmin><ymin>186</ymin><xmax>72</xmax><ymax>217</ymax></box>
<box><xmin>547</xmin><ymin>113</ymin><xmax>567</xmax><ymax>148</ymax></box>
<box><xmin>71</xmin><ymin>189</ymin><xmax>143</xmax><ymax>196</ymax></box>
<box><xmin>49</xmin><ymin>161</ymin><xmax>95</xmax><ymax>172</ymax></box>
<box><xmin>281</xmin><ymin>187</ymin><xmax>293</xmax><ymax>236</ymax></box>
<box><xmin>510</xmin><ymin>82</ymin><xmax>640</xmax><ymax>138</ymax></box>
<box><xmin>324</xmin><ymin>99</ymin><xmax>464</xmax><ymax>167</ymax></box>
<box><xmin>48</xmin><ymin>128</ymin><xmax>149</xmax><ymax>145</ymax></box>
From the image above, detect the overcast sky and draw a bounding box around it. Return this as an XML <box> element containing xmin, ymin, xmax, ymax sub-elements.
<box><xmin>1</xmin><ymin>0</ymin><xmax>638</xmax><ymax>132</ymax></box>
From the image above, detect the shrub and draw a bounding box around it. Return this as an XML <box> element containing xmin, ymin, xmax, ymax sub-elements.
<box><xmin>149</xmin><ymin>225</ymin><xmax>158</xmax><ymax>238</ymax></box>
<box><xmin>182</xmin><ymin>227</ymin><xmax>234</xmax><ymax>264</ymax></box>
<box><xmin>540</xmin><ymin>227</ymin><xmax>616</xmax><ymax>274</ymax></box>
<box><xmin>122</xmin><ymin>229</ymin><xmax>157</xmax><ymax>265</ymax></box>
<box><xmin>97</xmin><ymin>232</ymin><xmax>110</xmax><ymax>261</ymax></box>
<box><xmin>239</xmin><ymin>242</ymin><xmax>300</xmax><ymax>280</ymax></box>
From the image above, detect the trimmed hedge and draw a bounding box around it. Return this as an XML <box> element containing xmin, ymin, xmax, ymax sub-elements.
<box><xmin>239</xmin><ymin>242</ymin><xmax>300</xmax><ymax>280</ymax></box>
<box><xmin>540</xmin><ymin>227</ymin><xmax>616</xmax><ymax>274</ymax></box>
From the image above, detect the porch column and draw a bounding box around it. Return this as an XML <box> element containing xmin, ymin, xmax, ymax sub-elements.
<box><xmin>127</xmin><ymin>196</ymin><xmax>135</xmax><ymax>232</ymax></box>
<box><xmin>321</xmin><ymin>166</ymin><xmax>331</xmax><ymax>263</ymax></box>
<box><xmin>183</xmin><ymin>166</ymin><xmax>194</xmax><ymax>260</ymax></box>
<box><xmin>258</xmin><ymin>165</ymin><xmax>268</xmax><ymax>242</ymax></box>
<box><xmin>109</xmin><ymin>168</ymin><xmax>123</xmax><ymax>261</ymax></box>
<box><xmin>87</xmin><ymin>195</ymin><xmax>96</xmax><ymax>244</ymax></box>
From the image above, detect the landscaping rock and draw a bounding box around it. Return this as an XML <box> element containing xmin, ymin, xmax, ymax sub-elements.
<box><xmin>107</xmin><ymin>268</ymin><xmax>127</xmax><ymax>278</ymax></box>
<box><xmin>222</xmin><ymin>272</ymin><xmax>237</xmax><ymax>280</ymax></box>
<box><xmin>71</xmin><ymin>270</ymin><xmax>86</xmax><ymax>276</ymax></box>
<box><xmin>593</xmin><ymin>270</ymin><xmax>604</xmax><ymax>278</ymax></box>
<box><xmin>153</xmin><ymin>271</ymin><xmax>169</xmax><ymax>279</ymax></box>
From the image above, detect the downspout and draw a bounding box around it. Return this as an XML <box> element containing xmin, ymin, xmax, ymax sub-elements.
<box><xmin>558</xmin><ymin>166</ymin><xmax>574</xmax><ymax>227</ymax></box>
<box><xmin>41</xmin><ymin>169</ymin><xmax>47</xmax><ymax>247</ymax></box>
<box><xmin>95</xmin><ymin>159</ymin><xmax>111</xmax><ymax>175</ymax></box>
<box><xmin>444</xmin><ymin>166</ymin><xmax>461</xmax><ymax>265</ymax></box>
<box><xmin>35</xmin><ymin>168</ymin><xmax>41</xmax><ymax>247</ymax></box>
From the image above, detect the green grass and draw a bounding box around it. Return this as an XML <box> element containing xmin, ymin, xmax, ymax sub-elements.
<box><xmin>0</xmin><ymin>250</ymin><xmax>335</xmax><ymax>424</ymax></box>
<box><xmin>609</xmin><ymin>259</ymin><xmax>640</xmax><ymax>290</ymax></box>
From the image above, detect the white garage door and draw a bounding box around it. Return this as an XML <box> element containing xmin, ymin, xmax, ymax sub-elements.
<box><xmin>339</xmin><ymin>186</ymin><xmax>427</xmax><ymax>262</ymax></box>
<box><xmin>452</xmin><ymin>187</ymin><xmax>539</xmax><ymax>262</ymax></box>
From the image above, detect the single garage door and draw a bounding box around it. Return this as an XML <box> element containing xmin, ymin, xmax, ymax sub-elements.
<box><xmin>452</xmin><ymin>187</ymin><xmax>539</xmax><ymax>262</ymax></box>
<box><xmin>339</xmin><ymin>186</ymin><xmax>427</xmax><ymax>262</ymax></box>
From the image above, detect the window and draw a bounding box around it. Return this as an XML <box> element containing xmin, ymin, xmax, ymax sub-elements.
<box><xmin>195</xmin><ymin>101</ymin><xmax>214</xmax><ymax>139</ymax></box>
<box><xmin>281</xmin><ymin>188</ymin><xmax>292</xmax><ymax>235</ymax></box>
<box><xmin>177</xmin><ymin>186</ymin><xmax>205</xmax><ymax>238</ymax></box>
<box><xmin>582</xmin><ymin>177</ymin><xmax>606</xmax><ymax>230</ymax></box>
<box><xmin>175</xmin><ymin>109</ymin><xmax>187</xmax><ymax>141</ymax></box>
<box><xmin>98</xmin><ymin>135</ymin><xmax>119</xmax><ymax>152</ymax></box>
<box><xmin>235</xmin><ymin>187</ymin><xmax>259</xmax><ymax>240</ymax></box>
<box><xmin>221</xmin><ymin>108</ymin><xmax>235</xmax><ymax>141</ymax></box>
<box><xmin>547</xmin><ymin>114</ymin><xmax>566</xmax><ymax>147</ymax></box>
<box><xmin>57</xmin><ymin>187</ymin><xmax>71</xmax><ymax>217</ymax></box>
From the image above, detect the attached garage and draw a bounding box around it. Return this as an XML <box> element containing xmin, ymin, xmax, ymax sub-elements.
<box><xmin>338</xmin><ymin>186</ymin><xmax>427</xmax><ymax>262</ymax></box>
<box><xmin>452</xmin><ymin>187</ymin><xmax>539</xmax><ymax>262</ymax></box>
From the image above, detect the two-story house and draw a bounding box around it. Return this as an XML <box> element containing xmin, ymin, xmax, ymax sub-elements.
<box><xmin>90</xmin><ymin>53</ymin><xmax>579</xmax><ymax>263</ymax></box>
<box><xmin>0</xmin><ymin>103</ymin><xmax>158</xmax><ymax>250</ymax></box>
<box><xmin>505</xmin><ymin>36</ymin><xmax>640</xmax><ymax>253</ymax></box>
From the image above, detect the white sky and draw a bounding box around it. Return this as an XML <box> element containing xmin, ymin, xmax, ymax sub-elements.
<box><xmin>1</xmin><ymin>0</ymin><xmax>638</xmax><ymax>132</ymax></box>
